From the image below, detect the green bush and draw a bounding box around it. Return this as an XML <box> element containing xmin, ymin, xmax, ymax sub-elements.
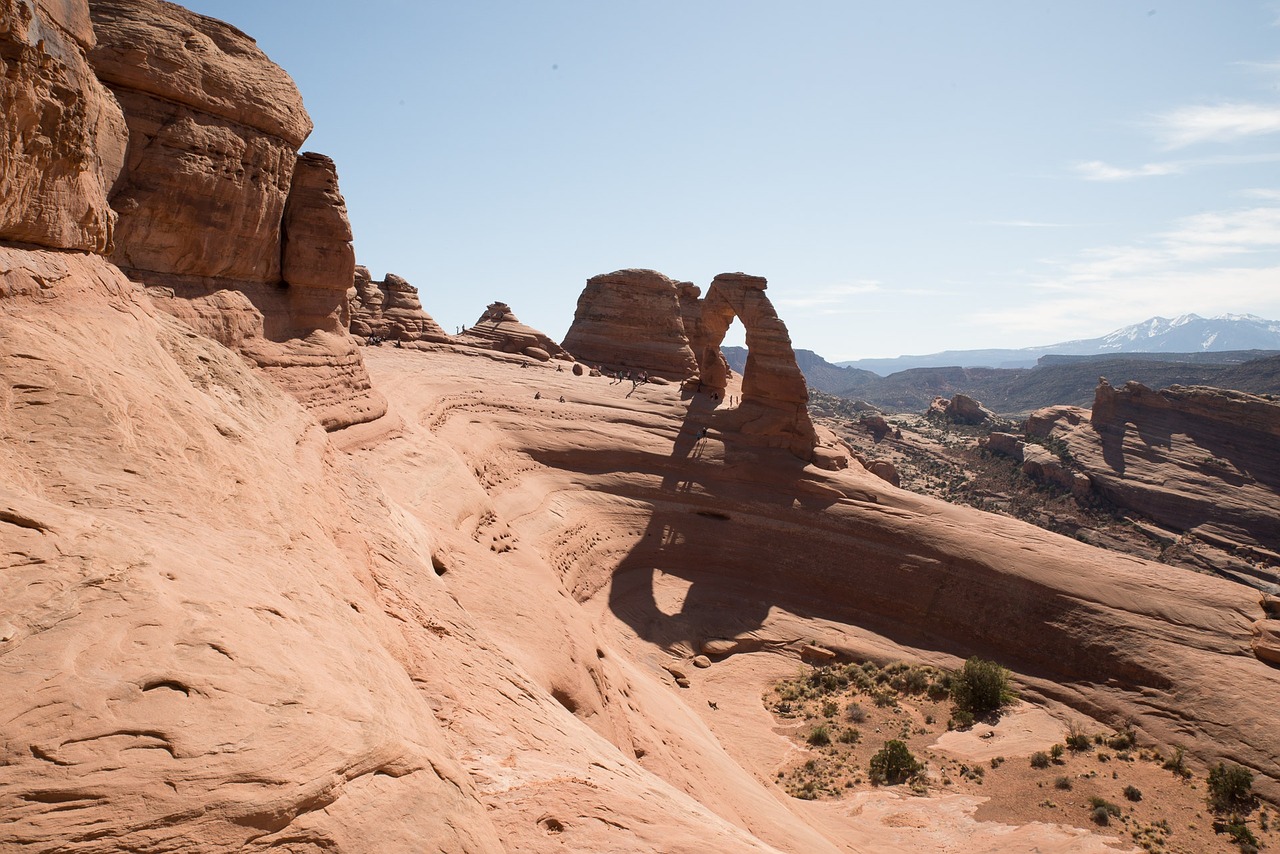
<box><xmin>1124</xmin><ymin>785</ymin><xmax>1142</xmax><ymax>802</ymax></box>
<box><xmin>1088</xmin><ymin>796</ymin><xmax>1121</xmax><ymax>820</ymax></box>
<box><xmin>1050</xmin><ymin>743</ymin><xmax>1064</xmax><ymax>760</ymax></box>
<box><xmin>869</xmin><ymin>740</ymin><xmax>921</xmax><ymax>785</ymax></box>
<box><xmin>807</xmin><ymin>724</ymin><xmax>832</xmax><ymax>747</ymax></box>
<box><xmin>1214</xmin><ymin>817</ymin><xmax>1260</xmax><ymax>852</ymax></box>
<box><xmin>1163</xmin><ymin>745</ymin><xmax>1190</xmax><ymax>778</ymax></box>
<box><xmin>1208</xmin><ymin>762</ymin><xmax>1255</xmax><ymax>813</ymax></box>
<box><xmin>1030</xmin><ymin>751</ymin><xmax>1050</xmax><ymax>769</ymax></box>
<box><xmin>950</xmin><ymin>657</ymin><xmax>1015</xmax><ymax>719</ymax></box>
<box><xmin>1054</xmin><ymin>776</ymin><xmax>1073</xmax><ymax>790</ymax></box>
<box><xmin>838</xmin><ymin>727</ymin><xmax>861</xmax><ymax>745</ymax></box>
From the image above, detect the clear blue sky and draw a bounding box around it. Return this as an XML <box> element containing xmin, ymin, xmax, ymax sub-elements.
<box><xmin>183</xmin><ymin>1</ymin><xmax>1280</xmax><ymax>359</ymax></box>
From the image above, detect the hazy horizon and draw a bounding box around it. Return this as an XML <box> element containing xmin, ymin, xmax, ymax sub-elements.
<box><xmin>183</xmin><ymin>2</ymin><xmax>1280</xmax><ymax>361</ymax></box>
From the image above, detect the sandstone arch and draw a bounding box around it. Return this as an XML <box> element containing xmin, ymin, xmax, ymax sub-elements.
<box><xmin>696</xmin><ymin>273</ymin><xmax>818</xmax><ymax>459</ymax></box>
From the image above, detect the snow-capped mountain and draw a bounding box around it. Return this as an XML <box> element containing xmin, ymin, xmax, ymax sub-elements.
<box><xmin>836</xmin><ymin>314</ymin><xmax>1280</xmax><ymax>376</ymax></box>
<box><xmin>1087</xmin><ymin>314</ymin><xmax>1280</xmax><ymax>353</ymax></box>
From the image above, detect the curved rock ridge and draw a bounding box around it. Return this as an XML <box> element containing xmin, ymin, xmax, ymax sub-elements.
<box><xmin>457</xmin><ymin>300</ymin><xmax>570</xmax><ymax>360</ymax></box>
<box><xmin>0</xmin><ymin>0</ymin><xmax>126</xmax><ymax>252</ymax></box>
<box><xmin>561</xmin><ymin>268</ymin><xmax>700</xmax><ymax>378</ymax></box>
<box><xmin>1030</xmin><ymin>379</ymin><xmax>1280</xmax><ymax>586</ymax></box>
<box><xmin>84</xmin><ymin>0</ymin><xmax>385</xmax><ymax>431</ymax></box>
<box><xmin>348</xmin><ymin>266</ymin><xmax>450</xmax><ymax>344</ymax></box>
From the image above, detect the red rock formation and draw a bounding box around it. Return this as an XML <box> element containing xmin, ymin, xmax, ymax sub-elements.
<box><xmin>85</xmin><ymin>0</ymin><xmax>385</xmax><ymax>431</ymax></box>
<box><xmin>1034</xmin><ymin>379</ymin><xmax>1280</xmax><ymax>586</ymax></box>
<box><xmin>0</xmin><ymin>0</ymin><xmax>126</xmax><ymax>251</ymax></box>
<box><xmin>348</xmin><ymin>267</ymin><xmax>450</xmax><ymax>344</ymax></box>
<box><xmin>698</xmin><ymin>272</ymin><xmax>818</xmax><ymax>459</ymax></box>
<box><xmin>561</xmin><ymin>268</ymin><xmax>699</xmax><ymax>379</ymax></box>
<box><xmin>678</xmin><ymin>280</ymin><xmax>730</xmax><ymax>384</ymax></box>
<box><xmin>458</xmin><ymin>300</ymin><xmax>569</xmax><ymax>360</ymax></box>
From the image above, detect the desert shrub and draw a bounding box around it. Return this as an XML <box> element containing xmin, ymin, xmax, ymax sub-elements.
<box><xmin>1208</xmin><ymin>762</ymin><xmax>1255</xmax><ymax>813</ymax></box>
<box><xmin>926</xmin><ymin>673</ymin><xmax>952</xmax><ymax>701</ymax></box>
<box><xmin>845</xmin><ymin>702</ymin><xmax>867</xmax><ymax>723</ymax></box>
<box><xmin>869</xmin><ymin>740</ymin><xmax>921</xmax><ymax>785</ymax></box>
<box><xmin>990</xmin><ymin>756</ymin><xmax>1004</xmax><ymax>769</ymax></box>
<box><xmin>890</xmin><ymin>666</ymin><xmax>930</xmax><ymax>695</ymax></box>
<box><xmin>872</xmin><ymin>689</ymin><xmax>898</xmax><ymax>708</ymax></box>
<box><xmin>1054</xmin><ymin>776</ymin><xmax>1073</xmax><ymax>790</ymax></box>
<box><xmin>1091</xmin><ymin>805</ymin><xmax>1112</xmax><ymax>826</ymax></box>
<box><xmin>1163</xmin><ymin>745</ymin><xmax>1190</xmax><ymax>778</ymax></box>
<box><xmin>808</xmin><ymin>666</ymin><xmax>848</xmax><ymax>694</ymax></box>
<box><xmin>1214</xmin><ymin>818</ymin><xmax>1260</xmax><ymax>852</ymax></box>
<box><xmin>1108</xmin><ymin>729</ymin><xmax>1136</xmax><ymax>750</ymax></box>
<box><xmin>807</xmin><ymin>724</ymin><xmax>832</xmax><ymax>747</ymax></box>
<box><xmin>1065</xmin><ymin>722</ymin><xmax>1092</xmax><ymax>752</ymax></box>
<box><xmin>838</xmin><ymin>727</ymin><xmax>861</xmax><ymax>745</ymax></box>
<box><xmin>821</xmin><ymin>700</ymin><xmax>839</xmax><ymax>718</ymax></box>
<box><xmin>1050</xmin><ymin>743</ymin><xmax>1064</xmax><ymax>760</ymax></box>
<box><xmin>1124</xmin><ymin>785</ymin><xmax>1142</xmax><ymax>802</ymax></box>
<box><xmin>950</xmin><ymin>657</ymin><xmax>1015</xmax><ymax>719</ymax></box>
<box><xmin>1030</xmin><ymin>752</ymin><xmax>1050</xmax><ymax>769</ymax></box>
<box><xmin>1088</xmin><ymin>796</ymin><xmax>1121</xmax><ymax>819</ymax></box>
<box><xmin>950</xmin><ymin>709</ymin><xmax>975</xmax><ymax>729</ymax></box>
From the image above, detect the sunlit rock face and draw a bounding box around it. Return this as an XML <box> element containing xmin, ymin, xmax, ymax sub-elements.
<box><xmin>85</xmin><ymin>0</ymin><xmax>385</xmax><ymax>430</ymax></box>
<box><xmin>0</xmin><ymin>0</ymin><xmax>127</xmax><ymax>252</ymax></box>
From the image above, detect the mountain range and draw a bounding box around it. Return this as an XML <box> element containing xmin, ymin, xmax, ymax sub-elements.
<box><xmin>833</xmin><ymin>314</ymin><xmax>1280</xmax><ymax>375</ymax></box>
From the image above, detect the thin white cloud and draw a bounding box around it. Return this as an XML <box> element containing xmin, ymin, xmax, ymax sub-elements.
<box><xmin>1153</xmin><ymin>103</ymin><xmax>1280</xmax><ymax>148</ymax></box>
<box><xmin>1074</xmin><ymin>152</ymin><xmax>1280</xmax><ymax>182</ymax></box>
<box><xmin>971</xmin><ymin>199</ymin><xmax>1280</xmax><ymax>340</ymax></box>
<box><xmin>1075</xmin><ymin>160</ymin><xmax>1183</xmax><ymax>181</ymax></box>
<box><xmin>775</xmin><ymin>281</ymin><xmax>881</xmax><ymax>310</ymax></box>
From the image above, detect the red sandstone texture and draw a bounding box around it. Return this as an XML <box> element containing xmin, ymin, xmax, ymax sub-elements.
<box><xmin>348</xmin><ymin>266</ymin><xmax>451</xmax><ymax>344</ymax></box>
<box><xmin>85</xmin><ymin>0</ymin><xmax>384</xmax><ymax>430</ymax></box>
<box><xmin>1030</xmin><ymin>379</ymin><xmax>1280</xmax><ymax>584</ymax></box>
<box><xmin>3</xmin><ymin>3</ymin><xmax>1279</xmax><ymax>852</ymax></box>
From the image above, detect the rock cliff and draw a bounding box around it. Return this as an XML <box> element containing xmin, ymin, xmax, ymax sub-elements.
<box><xmin>86</xmin><ymin>0</ymin><xmax>385</xmax><ymax>430</ymax></box>
<box><xmin>1</xmin><ymin>0</ymin><xmax>127</xmax><ymax>252</ymax></box>
<box><xmin>1030</xmin><ymin>380</ymin><xmax>1280</xmax><ymax>587</ymax></box>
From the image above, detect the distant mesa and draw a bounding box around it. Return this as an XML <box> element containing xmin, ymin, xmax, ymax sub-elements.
<box><xmin>562</xmin><ymin>268</ymin><xmax>822</xmax><ymax>462</ymax></box>
<box><xmin>348</xmin><ymin>267</ymin><xmax>450</xmax><ymax>345</ymax></box>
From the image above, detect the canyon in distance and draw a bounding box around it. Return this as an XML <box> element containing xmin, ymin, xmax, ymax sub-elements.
<box><xmin>2</xmin><ymin>2</ymin><xmax>1280</xmax><ymax>852</ymax></box>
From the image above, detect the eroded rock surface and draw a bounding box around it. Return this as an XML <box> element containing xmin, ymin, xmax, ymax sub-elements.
<box><xmin>561</xmin><ymin>268</ymin><xmax>699</xmax><ymax>378</ymax></box>
<box><xmin>458</xmin><ymin>300</ymin><xmax>569</xmax><ymax>360</ymax></box>
<box><xmin>1033</xmin><ymin>379</ymin><xmax>1280</xmax><ymax>584</ymax></box>
<box><xmin>698</xmin><ymin>272</ymin><xmax>819</xmax><ymax>459</ymax></box>
<box><xmin>85</xmin><ymin>0</ymin><xmax>385</xmax><ymax>430</ymax></box>
<box><xmin>0</xmin><ymin>0</ymin><xmax>126</xmax><ymax>251</ymax></box>
<box><xmin>348</xmin><ymin>267</ymin><xmax>450</xmax><ymax>344</ymax></box>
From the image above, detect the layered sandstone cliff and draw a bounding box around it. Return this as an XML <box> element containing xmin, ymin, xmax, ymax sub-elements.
<box><xmin>456</xmin><ymin>300</ymin><xmax>570</xmax><ymax>360</ymax></box>
<box><xmin>85</xmin><ymin>0</ymin><xmax>385</xmax><ymax>430</ymax></box>
<box><xmin>348</xmin><ymin>266</ymin><xmax>450</xmax><ymax>344</ymax></box>
<box><xmin>1027</xmin><ymin>380</ymin><xmax>1280</xmax><ymax>587</ymax></box>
